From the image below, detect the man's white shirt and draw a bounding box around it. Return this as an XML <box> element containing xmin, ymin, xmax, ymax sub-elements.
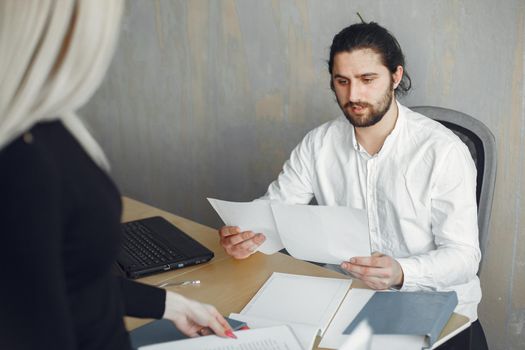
<box><xmin>262</xmin><ymin>102</ymin><xmax>482</xmax><ymax>321</ymax></box>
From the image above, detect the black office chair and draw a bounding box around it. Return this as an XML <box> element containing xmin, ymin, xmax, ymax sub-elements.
<box><xmin>411</xmin><ymin>106</ymin><xmax>497</xmax><ymax>275</ymax></box>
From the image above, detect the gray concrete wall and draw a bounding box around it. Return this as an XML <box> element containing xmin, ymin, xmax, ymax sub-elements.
<box><xmin>81</xmin><ymin>1</ymin><xmax>525</xmax><ymax>348</ymax></box>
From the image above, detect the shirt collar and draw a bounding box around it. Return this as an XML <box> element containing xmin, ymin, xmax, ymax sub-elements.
<box><xmin>380</xmin><ymin>100</ymin><xmax>406</xmax><ymax>156</ymax></box>
<box><xmin>350</xmin><ymin>125</ymin><xmax>360</xmax><ymax>151</ymax></box>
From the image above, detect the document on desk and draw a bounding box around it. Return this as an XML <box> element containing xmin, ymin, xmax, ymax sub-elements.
<box><xmin>240</xmin><ymin>272</ymin><xmax>352</xmax><ymax>335</ymax></box>
<box><xmin>321</xmin><ymin>288</ymin><xmax>458</xmax><ymax>350</ymax></box>
<box><xmin>322</xmin><ymin>289</ymin><xmax>425</xmax><ymax>350</ymax></box>
<box><xmin>343</xmin><ymin>290</ymin><xmax>458</xmax><ymax>348</ymax></box>
<box><xmin>207</xmin><ymin>198</ymin><xmax>370</xmax><ymax>264</ymax></box>
<box><xmin>138</xmin><ymin>325</ymin><xmax>303</xmax><ymax>350</ymax></box>
<box><xmin>228</xmin><ymin>313</ymin><xmax>318</xmax><ymax>350</ymax></box>
<box><xmin>320</xmin><ymin>288</ymin><xmax>377</xmax><ymax>349</ymax></box>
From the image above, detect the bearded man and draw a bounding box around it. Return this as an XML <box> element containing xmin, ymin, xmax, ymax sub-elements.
<box><xmin>218</xmin><ymin>22</ymin><xmax>488</xmax><ymax>350</ymax></box>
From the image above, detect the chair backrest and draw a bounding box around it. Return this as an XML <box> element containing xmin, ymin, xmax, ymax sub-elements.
<box><xmin>410</xmin><ymin>106</ymin><xmax>496</xmax><ymax>275</ymax></box>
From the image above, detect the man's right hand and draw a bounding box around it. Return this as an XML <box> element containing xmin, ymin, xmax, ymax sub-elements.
<box><xmin>218</xmin><ymin>226</ymin><xmax>266</xmax><ymax>259</ymax></box>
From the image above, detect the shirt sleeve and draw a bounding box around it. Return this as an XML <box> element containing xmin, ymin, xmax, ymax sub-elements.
<box><xmin>260</xmin><ymin>130</ymin><xmax>316</xmax><ymax>204</ymax></box>
<box><xmin>119</xmin><ymin>277</ymin><xmax>166</xmax><ymax>319</ymax></box>
<box><xmin>397</xmin><ymin>142</ymin><xmax>481</xmax><ymax>291</ymax></box>
<box><xmin>0</xmin><ymin>145</ymin><xmax>76</xmax><ymax>350</ymax></box>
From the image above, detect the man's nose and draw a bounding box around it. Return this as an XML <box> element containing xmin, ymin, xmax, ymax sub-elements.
<box><xmin>347</xmin><ymin>83</ymin><xmax>363</xmax><ymax>103</ymax></box>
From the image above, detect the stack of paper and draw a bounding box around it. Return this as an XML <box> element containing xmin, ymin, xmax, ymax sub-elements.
<box><xmin>208</xmin><ymin>198</ymin><xmax>370</xmax><ymax>264</ymax></box>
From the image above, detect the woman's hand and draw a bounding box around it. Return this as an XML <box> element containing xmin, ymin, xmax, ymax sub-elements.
<box><xmin>162</xmin><ymin>291</ymin><xmax>235</xmax><ymax>338</ymax></box>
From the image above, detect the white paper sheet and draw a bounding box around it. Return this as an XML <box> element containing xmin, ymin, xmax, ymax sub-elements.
<box><xmin>320</xmin><ymin>288</ymin><xmax>376</xmax><ymax>349</ymax></box>
<box><xmin>240</xmin><ymin>272</ymin><xmax>352</xmax><ymax>334</ymax></box>
<box><xmin>369</xmin><ymin>335</ymin><xmax>426</xmax><ymax>350</ymax></box>
<box><xmin>338</xmin><ymin>319</ymin><xmax>373</xmax><ymax>350</ymax></box>
<box><xmin>430</xmin><ymin>320</ymin><xmax>471</xmax><ymax>349</ymax></box>
<box><xmin>321</xmin><ymin>289</ymin><xmax>425</xmax><ymax>350</ymax></box>
<box><xmin>208</xmin><ymin>198</ymin><xmax>371</xmax><ymax>263</ymax></box>
<box><xmin>229</xmin><ymin>313</ymin><xmax>317</xmax><ymax>350</ymax></box>
<box><xmin>138</xmin><ymin>325</ymin><xmax>303</xmax><ymax>350</ymax></box>
<box><xmin>207</xmin><ymin>198</ymin><xmax>284</xmax><ymax>254</ymax></box>
<box><xmin>340</xmin><ymin>333</ymin><xmax>425</xmax><ymax>350</ymax></box>
<box><xmin>271</xmin><ymin>202</ymin><xmax>370</xmax><ymax>264</ymax></box>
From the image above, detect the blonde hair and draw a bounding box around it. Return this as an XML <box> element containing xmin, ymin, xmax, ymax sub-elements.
<box><xmin>0</xmin><ymin>0</ymin><xmax>123</xmax><ymax>169</ymax></box>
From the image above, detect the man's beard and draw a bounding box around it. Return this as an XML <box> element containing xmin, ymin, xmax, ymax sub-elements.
<box><xmin>339</xmin><ymin>84</ymin><xmax>394</xmax><ymax>128</ymax></box>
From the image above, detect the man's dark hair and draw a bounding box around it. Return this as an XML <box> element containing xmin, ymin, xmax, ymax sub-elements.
<box><xmin>328</xmin><ymin>22</ymin><xmax>411</xmax><ymax>95</ymax></box>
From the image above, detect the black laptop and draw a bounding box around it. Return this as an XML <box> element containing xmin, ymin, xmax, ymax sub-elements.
<box><xmin>115</xmin><ymin>216</ymin><xmax>214</xmax><ymax>279</ymax></box>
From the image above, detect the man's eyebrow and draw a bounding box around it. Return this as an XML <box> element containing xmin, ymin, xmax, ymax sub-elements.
<box><xmin>360</xmin><ymin>72</ymin><xmax>379</xmax><ymax>78</ymax></box>
<box><xmin>333</xmin><ymin>72</ymin><xmax>379</xmax><ymax>79</ymax></box>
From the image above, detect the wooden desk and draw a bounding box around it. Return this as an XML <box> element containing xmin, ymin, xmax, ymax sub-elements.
<box><xmin>122</xmin><ymin>197</ymin><xmax>469</xmax><ymax>349</ymax></box>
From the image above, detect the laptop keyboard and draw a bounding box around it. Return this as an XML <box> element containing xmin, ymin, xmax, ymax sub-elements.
<box><xmin>121</xmin><ymin>221</ymin><xmax>185</xmax><ymax>268</ymax></box>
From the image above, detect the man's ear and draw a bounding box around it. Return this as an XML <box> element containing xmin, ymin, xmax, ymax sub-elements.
<box><xmin>392</xmin><ymin>65</ymin><xmax>404</xmax><ymax>89</ymax></box>
<box><xmin>330</xmin><ymin>78</ymin><xmax>335</xmax><ymax>91</ymax></box>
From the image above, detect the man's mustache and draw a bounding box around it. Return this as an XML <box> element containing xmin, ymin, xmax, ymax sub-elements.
<box><xmin>343</xmin><ymin>101</ymin><xmax>372</xmax><ymax>109</ymax></box>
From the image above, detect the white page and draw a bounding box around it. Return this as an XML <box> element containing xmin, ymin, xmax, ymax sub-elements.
<box><xmin>138</xmin><ymin>325</ymin><xmax>304</xmax><ymax>350</ymax></box>
<box><xmin>322</xmin><ymin>289</ymin><xmax>425</xmax><ymax>350</ymax></box>
<box><xmin>320</xmin><ymin>288</ymin><xmax>376</xmax><ymax>349</ymax></box>
<box><xmin>271</xmin><ymin>203</ymin><xmax>370</xmax><ymax>264</ymax></box>
<box><xmin>240</xmin><ymin>272</ymin><xmax>352</xmax><ymax>334</ymax></box>
<box><xmin>207</xmin><ymin>198</ymin><xmax>284</xmax><ymax>254</ymax></box>
<box><xmin>430</xmin><ymin>320</ymin><xmax>471</xmax><ymax>349</ymax></box>
<box><xmin>229</xmin><ymin>313</ymin><xmax>317</xmax><ymax>350</ymax></box>
<box><xmin>370</xmin><ymin>335</ymin><xmax>425</xmax><ymax>350</ymax></box>
<box><xmin>338</xmin><ymin>319</ymin><xmax>373</xmax><ymax>350</ymax></box>
<box><xmin>340</xmin><ymin>331</ymin><xmax>425</xmax><ymax>350</ymax></box>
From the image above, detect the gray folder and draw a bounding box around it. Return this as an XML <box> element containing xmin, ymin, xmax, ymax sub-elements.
<box><xmin>343</xmin><ymin>291</ymin><xmax>458</xmax><ymax>348</ymax></box>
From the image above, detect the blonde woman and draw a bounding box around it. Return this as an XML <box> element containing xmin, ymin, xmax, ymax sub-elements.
<box><xmin>0</xmin><ymin>1</ymin><xmax>233</xmax><ymax>349</ymax></box>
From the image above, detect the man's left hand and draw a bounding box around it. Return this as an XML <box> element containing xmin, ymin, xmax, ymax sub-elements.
<box><xmin>340</xmin><ymin>252</ymin><xmax>404</xmax><ymax>290</ymax></box>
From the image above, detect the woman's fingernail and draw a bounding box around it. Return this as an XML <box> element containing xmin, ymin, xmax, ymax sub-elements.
<box><xmin>225</xmin><ymin>330</ymin><xmax>237</xmax><ymax>339</ymax></box>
